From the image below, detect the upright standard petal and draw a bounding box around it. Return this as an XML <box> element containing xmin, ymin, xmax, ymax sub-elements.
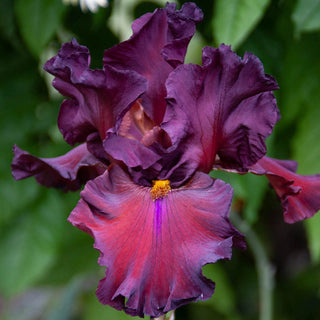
<box><xmin>68</xmin><ymin>165</ymin><xmax>245</xmax><ymax>318</ymax></box>
<box><xmin>165</xmin><ymin>44</ymin><xmax>279</xmax><ymax>173</ymax></box>
<box><xmin>249</xmin><ymin>156</ymin><xmax>320</xmax><ymax>223</ymax></box>
<box><xmin>11</xmin><ymin>144</ymin><xmax>105</xmax><ymax>191</ymax></box>
<box><xmin>103</xmin><ymin>3</ymin><xmax>203</xmax><ymax>124</ymax></box>
<box><xmin>44</xmin><ymin>39</ymin><xmax>147</xmax><ymax>146</ymax></box>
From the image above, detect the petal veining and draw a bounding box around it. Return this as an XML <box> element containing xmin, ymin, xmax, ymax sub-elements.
<box><xmin>249</xmin><ymin>156</ymin><xmax>320</xmax><ymax>223</ymax></box>
<box><xmin>11</xmin><ymin>143</ymin><xmax>105</xmax><ymax>191</ymax></box>
<box><xmin>44</xmin><ymin>39</ymin><xmax>147</xmax><ymax>145</ymax></box>
<box><xmin>103</xmin><ymin>3</ymin><xmax>203</xmax><ymax>124</ymax></box>
<box><xmin>165</xmin><ymin>44</ymin><xmax>279</xmax><ymax>173</ymax></box>
<box><xmin>68</xmin><ymin>165</ymin><xmax>245</xmax><ymax>317</ymax></box>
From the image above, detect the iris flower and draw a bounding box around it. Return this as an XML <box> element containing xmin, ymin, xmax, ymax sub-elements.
<box><xmin>11</xmin><ymin>2</ymin><xmax>320</xmax><ymax>318</ymax></box>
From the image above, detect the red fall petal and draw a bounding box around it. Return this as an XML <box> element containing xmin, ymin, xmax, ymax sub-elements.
<box><xmin>68</xmin><ymin>165</ymin><xmax>245</xmax><ymax>317</ymax></box>
<box><xmin>250</xmin><ymin>156</ymin><xmax>320</xmax><ymax>223</ymax></box>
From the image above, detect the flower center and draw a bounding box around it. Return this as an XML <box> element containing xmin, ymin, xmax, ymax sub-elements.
<box><xmin>150</xmin><ymin>180</ymin><xmax>171</xmax><ymax>200</ymax></box>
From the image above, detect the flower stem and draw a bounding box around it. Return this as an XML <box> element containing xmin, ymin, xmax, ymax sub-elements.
<box><xmin>231</xmin><ymin>212</ymin><xmax>274</xmax><ymax>320</ymax></box>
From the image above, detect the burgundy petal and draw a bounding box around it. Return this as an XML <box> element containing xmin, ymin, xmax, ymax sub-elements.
<box><xmin>103</xmin><ymin>3</ymin><xmax>203</xmax><ymax>124</ymax></box>
<box><xmin>103</xmin><ymin>129</ymin><xmax>199</xmax><ymax>188</ymax></box>
<box><xmin>68</xmin><ymin>165</ymin><xmax>245</xmax><ymax>318</ymax></box>
<box><xmin>249</xmin><ymin>156</ymin><xmax>320</xmax><ymax>223</ymax></box>
<box><xmin>165</xmin><ymin>44</ymin><xmax>279</xmax><ymax>173</ymax></box>
<box><xmin>103</xmin><ymin>133</ymin><xmax>162</xmax><ymax>170</ymax></box>
<box><xmin>11</xmin><ymin>144</ymin><xmax>105</xmax><ymax>191</ymax></box>
<box><xmin>44</xmin><ymin>39</ymin><xmax>147</xmax><ymax>145</ymax></box>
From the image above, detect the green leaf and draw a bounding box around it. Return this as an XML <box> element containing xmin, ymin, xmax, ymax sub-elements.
<box><xmin>212</xmin><ymin>0</ymin><xmax>271</xmax><ymax>49</ymax></box>
<box><xmin>84</xmin><ymin>292</ymin><xmax>138</xmax><ymax>320</ymax></box>
<box><xmin>0</xmin><ymin>180</ymin><xmax>39</xmax><ymax>226</ymax></box>
<box><xmin>185</xmin><ymin>31</ymin><xmax>206</xmax><ymax>64</ymax></box>
<box><xmin>0</xmin><ymin>0</ymin><xmax>19</xmax><ymax>48</ymax></box>
<box><xmin>292</xmin><ymin>104</ymin><xmax>320</xmax><ymax>263</ymax></box>
<box><xmin>0</xmin><ymin>191</ymin><xmax>67</xmax><ymax>296</ymax></box>
<box><xmin>292</xmin><ymin>0</ymin><xmax>320</xmax><ymax>35</ymax></box>
<box><xmin>14</xmin><ymin>0</ymin><xmax>66</xmax><ymax>57</ymax></box>
<box><xmin>278</xmin><ymin>34</ymin><xmax>320</xmax><ymax>127</ymax></box>
<box><xmin>201</xmin><ymin>263</ymin><xmax>237</xmax><ymax>316</ymax></box>
<box><xmin>292</xmin><ymin>105</ymin><xmax>320</xmax><ymax>175</ymax></box>
<box><xmin>44</xmin><ymin>276</ymin><xmax>85</xmax><ymax>320</ymax></box>
<box><xmin>211</xmin><ymin>170</ymin><xmax>268</xmax><ymax>224</ymax></box>
<box><xmin>0</xmin><ymin>219</ymin><xmax>56</xmax><ymax>296</ymax></box>
<box><xmin>305</xmin><ymin>214</ymin><xmax>320</xmax><ymax>263</ymax></box>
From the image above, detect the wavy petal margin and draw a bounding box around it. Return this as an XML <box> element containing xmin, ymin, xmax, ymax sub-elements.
<box><xmin>11</xmin><ymin>144</ymin><xmax>105</xmax><ymax>191</ymax></box>
<box><xmin>44</xmin><ymin>39</ymin><xmax>147</xmax><ymax>146</ymax></box>
<box><xmin>165</xmin><ymin>44</ymin><xmax>279</xmax><ymax>173</ymax></box>
<box><xmin>103</xmin><ymin>2</ymin><xmax>203</xmax><ymax>124</ymax></box>
<box><xmin>249</xmin><ymin>156</ymin><xmax>320</xmax><ymax>223</ymax></box>
<box><xmin>68</xmin><ymin>165</ymin><xmax>245</xmax><ymax>317</ymax></box>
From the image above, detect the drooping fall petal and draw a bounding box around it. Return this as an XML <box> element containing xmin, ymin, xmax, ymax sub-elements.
<box><xmin>68</xmin><ymin>165</ymin><xmax>245</xmax><ymax>317</ymax></box>
<box><xmin>165</xmin><ymin>44</ymin><xmax>279</xmax><ymax>173</ymax></box>
<box><xmin>249</xmin><ymin>156</ymin><xmax>320</xmax><ymax>223</ymax></box>
<box><xmin>103</xmin><ymin>2</ymin><xmax>203</xmax><ymax>124</ymax></box>
<box><xmin>11</xmin><ymin>143</ymin><xmax>105</xmax><ymax>191</ymax></box>
<box><xmin>44</xmin><ymin>39</ymin><xmax>147</xmax><ymax>146</ymax></box>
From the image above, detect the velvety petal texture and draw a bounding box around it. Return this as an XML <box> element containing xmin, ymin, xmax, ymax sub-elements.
<box><xmin>103</xmin><ymin>2</ymin><xmax>203</xmax><ymax>124</ymax></box>
<box><xmin>104</xmin><ymin>101</ymin><xmax>198</xmax><ymax>187</ymax></box>
<box><xmin>165</xmin><ymin>44</ymin><xmax>280</xmax><ymax>173</ymax></box>
<box><xmin>11</xmin><ymin>144</ymin><xmax>105</xmax><ymax>191</ymax></box>
<box><xmin>249</xmin><ymin>156</ymin><xmax>320</xmax><ymax>223</ymax></box>
<box><xmin>68</xmin><ymin>165</ymin><xmax>245</xmax><ymax>317</ymax></box>
<box><xmin>44</xmin><ymin>39</ymin><xmax>147</xmax><ymax>146</ymax></box>
<box><xmin>104</xmin><ymin>134</ymin><xmax>162</xmax><ymax>171</ymax></box>
<box><xmin>12</xmin><ymin>2</ymin><xmax>320</xmax><ymax>318</ymax></box>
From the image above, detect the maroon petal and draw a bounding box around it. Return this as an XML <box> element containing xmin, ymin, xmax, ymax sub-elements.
<box><xmin>44</xmin><ymin>39</ymin><xmax>147</xmax><ymax>145</ymax></box>
<box><xmin>103</xmin><ymin>133</ymin><xmax>162</xmax><ymax>170</ymax></box>
<box><xmin>68</xmin><ymin>165</ymin><xmax>245</xmax><ymax>317</ymax></box>
<box><xmin>165</xmin><ymin>44</ymin><xmax>279</xmax><ymax>173</ymax></box>
<box><xmin>11</xmin><ymin>144</ymin><xmax>105</xmax><ymax>191</ymax></box>
<box><xmin>249</xmin><ymin>156</ymin><xmax>320</xmax><ymax>223</ymax></box>
<box><xmin>103</xmin><ymin>3</ymin><xmax>203</xmax><ymax>124</ymax></box>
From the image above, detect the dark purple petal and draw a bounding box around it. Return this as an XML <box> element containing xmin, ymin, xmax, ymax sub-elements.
<box><xmin>86</xmin><ymin>132</ymin><xmax>110</xmax><ymax>162</ymax></box>
<box><xmin>249</xmin><ymin>156</ymin><xmax>320</xmax><ymax>223</ymax></box>
<box><xmin>103</xmin><ymin>100</ymin><xmax>196</xmax><ymax>186</ymax></box>
<box><xmin>103</xmin><ymin>133</ymin><xmax>162</xmax><ymax>170</ymax></box>
<box><xmin>104</xmin><ymin>129</ymin><xmax>199</xmax><ymax>188</ymax></box>
<box><xmin>162</xmin><ymin>2</ymin><xmax>203</xmax><ymax>67</ymax></box>
<box><xmin>11</xmin><ymin>144</ymin><xmax>105</xmax><ymax>191</ymax></box>
<box><xmin>103</xmin><ymin>3</ymin><xmax>203</xmax><ymax>124</ymax></box>
<box><xmin>44</xmin><ymin>39</ymin><xmax>147</xmax><ymax>145</ymax></box>
<box><xmin>165</xmin><ymin>44</ymin><xmax>279</xmax><ymax>173</ymax></box>
<box><xmin>68</xmin><ymin>165</ymin><xmax>245</xmax><ymax>318</ymax></box>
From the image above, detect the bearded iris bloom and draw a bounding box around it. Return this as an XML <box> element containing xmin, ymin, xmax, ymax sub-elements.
<box><xmin>11</xmin><ymin>2</ymin><xmax>320</xmax><ymax>318</ymax></box>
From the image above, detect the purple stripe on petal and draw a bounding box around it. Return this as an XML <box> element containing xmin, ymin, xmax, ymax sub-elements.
<box><xmin>154</xmin><ymin>199</ymin><xmax>163</xmax><ymax>235</ymax></box>
<box><xmin>68</xmin><ymin>165</ymin><xmax>245</xmax><ymax>318</ymax></box>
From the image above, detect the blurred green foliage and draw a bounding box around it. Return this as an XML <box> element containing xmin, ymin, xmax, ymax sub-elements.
<box><xmin>1</xmin><ymin>0</ymin><xmax>320</xmax><ymax>319</ymax></box>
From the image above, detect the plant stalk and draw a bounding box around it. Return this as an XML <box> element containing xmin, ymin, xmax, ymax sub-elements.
<box><xmin>231</xmin><ymin>212</ymin><xmax>274</xmax><ymax>320</ymax></box>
